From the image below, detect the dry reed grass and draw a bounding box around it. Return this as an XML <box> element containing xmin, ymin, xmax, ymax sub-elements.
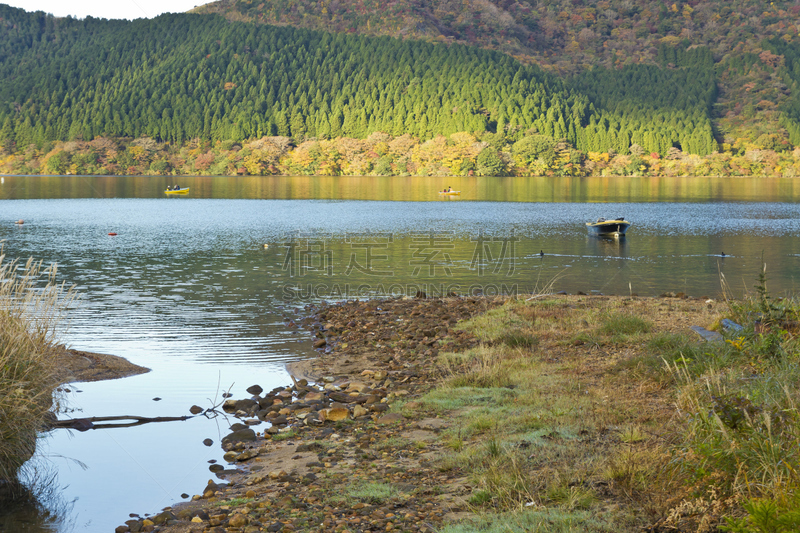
<box><xmin>0</xmin><ymin>249</ymin><xmax>74</xmax><ymax>483</ymax></box>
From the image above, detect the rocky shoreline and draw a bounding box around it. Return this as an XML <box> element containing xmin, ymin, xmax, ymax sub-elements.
<box><xmin>113</xmin><ymin>292</ymin><xmax>723</xmax><ymax>533</ymax></box>
<box><xmin>114</xmin><ymin>296</ymin><xmax>499</xmax><ymax>533</ymax></box>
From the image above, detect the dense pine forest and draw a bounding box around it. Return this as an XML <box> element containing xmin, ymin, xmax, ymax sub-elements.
<box><xmin>0</xmin><ymin>2</ymin><xmax>799</xmax><ymax>176</ymax></box>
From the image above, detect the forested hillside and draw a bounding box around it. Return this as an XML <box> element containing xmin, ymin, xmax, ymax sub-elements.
<box><xmin>0</xmin><ymin>2</ymin><xmax>799</xmax><ymax>177</ymax></box>
<box><xmin>196</xmin><ymin>0</ymin><xmax>800</xmax><ymax>151</ymax></box>
<box><xmin>0</xmin><ymin>7</ymin><xmax>580</xmax><ymax>146</ymax></box>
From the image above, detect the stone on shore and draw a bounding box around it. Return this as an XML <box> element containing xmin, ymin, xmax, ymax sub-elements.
<box><xmin>246</xmin><ymin>384</ymin><xmax>264</xmax><ymax>396</ymax></box>
<box><xmin>221</xmin><ymin>427</ymin><xmax>257</xmax><ymax>445</ymax></box>
<box><xmin>129</xmin><ymin>295</ymin><xmax>497</xmax><ymax>533</ymax></box>
<box><xmin>319</xmin><ymin>407</ymin><xmax>349</xmax><ymax>421</ymax></box>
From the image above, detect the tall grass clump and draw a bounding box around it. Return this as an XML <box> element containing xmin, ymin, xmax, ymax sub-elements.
<box><xmin>597</xmin><ymin>311</ymin><xmax>652</xmax><ymax>342</ymax></box>
<box><xmin>663</xmin><ymin>266</ymin><xmax>800</xmax><ymax>530</ymax></box>
<box><xmin>437</xmin><ymin>346</ymin><xmax>525</xmax><ymax>389</ymax></box>
<box><xmin>0</xmin><ymin>252</ymin><xmax>74</xmax><ymax>484</ymax></box>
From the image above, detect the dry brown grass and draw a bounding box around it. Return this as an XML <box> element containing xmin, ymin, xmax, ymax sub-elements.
<box><xmin>0</xmin><ymin>251</ymin><xmax>75</xmax><ymax>483</ymax></box>
<box><xmin>429</xmin><ymin>294</ymin><xmax>727</xmax><ymax>531</ymax></box>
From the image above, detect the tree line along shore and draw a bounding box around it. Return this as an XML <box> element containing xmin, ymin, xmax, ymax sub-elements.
<box><xmin>4</xmin><ymin>132</ymin><xmax>800</xmax><ymax>178</ymax></box>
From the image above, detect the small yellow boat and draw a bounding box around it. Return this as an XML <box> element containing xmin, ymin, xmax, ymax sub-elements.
<box><xmin>164</xmin><ymin>187</ymin><xmax>190</xmax><ymax>195</ymax></box>
<box><xmin>438</xmin><ymin>190</ymin><xmax>461</xmax><ymax>196</ymax></box>
<box><xmin>586</xmin><ymin>217</ymin><xmax>630</xmax><ymax>236</ymax></box>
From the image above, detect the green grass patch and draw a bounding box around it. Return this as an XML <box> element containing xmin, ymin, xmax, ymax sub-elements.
<box><xmin>271</xmin><ymin>429</ymin><xmax>298</xmax><ymax>441</ymax></box>
<box><xmin>215</xmin><ymin>497</ymin><xmax>254</xmax><ymax>507</ymax></box>
<box><xmin>468</xmin><ymin>413</ymin><xmax>498</xmax><ymax>434</ymax></box>
<box><xmin>619</xmin><ymin>425</ymin><xmax>646</xmax><ymax>444</ymax></box>
<box><xmin>444</xmin><ymin>434</ymin><xmax>465</xmax><ymax>452</ymax></box>
<box><xmin>454</xmin><ymin>301</ymin><xmax>531</xmax><ymax>342</ymax></box>
<box><xmin>346</xmin><ymin>482</ymin><xmax>401</xmax><ymax>505</ymax></box>
<box><xmin>646</xmin><ymin>332</ymin><xmax>689</xmax><ymax>353</ymax></box>
<box><xmin>596</xmin><ymin>312</ymin><xmax>652</xmax><ymax>337</ymax></box>
<box><xmin>421</xmin><ymin>386</ymin><xmax>517</xmax><ymax>411</ymax></box>
<box><xmin>545</xmin><ymin>483</ymin><xmax>597</xmax><ymax>511</ymax></box>
<box><xmin>612</xmin><ymin>332</ymin><xmax>701</xmax><ymax>379</ymax></box>
<box><xmin>438</xmin><ymin>345</ymin><xmax>534</xmax><ymax>389</ymax></box>
<box><xmin>468</xmin><ymin>489</ymin><xmax>494</xmax><ymax>506</ymax></box>
<box><xmin>525</xmin><ymin>299</ymin><xmax>565</xmax><ymax>309</ymax></box>
<box><xmin>516</xmin><ymin>428</ymin><xmax>579</xmax><ymax>443</ymax></box>
<box><xmin>374</xmin><ymin>436</ymin><xmax>412</xmax><ymax>451</ymax></box>
<box><xmin>500</xmin><ymin>331</ymin><xmax>539</xmax><ymax>349</ymax></box>
<box><xmin>439</xmin><ymin>508</ymin><xmax>616</xmax><ymax>532</ymax></box>
<box><xmin>566</xmin><ymin>331</ymin><xmax>597</xmax><ymax>346</ymax></box>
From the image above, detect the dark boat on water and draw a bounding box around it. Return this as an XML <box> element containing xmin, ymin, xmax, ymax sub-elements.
<box><xmin>586</xmin><ymin>217</ymin><xmax>631</xmax><ymax>236</ymax></box>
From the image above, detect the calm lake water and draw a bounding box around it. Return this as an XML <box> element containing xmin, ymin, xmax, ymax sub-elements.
<box><xmin>1</xmin><ymin>174</ymin><xmax>799</xmax><ymax>532</ymax></box>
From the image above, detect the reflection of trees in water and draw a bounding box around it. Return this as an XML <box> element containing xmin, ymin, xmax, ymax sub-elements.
<box><xmin>0</xmin><ymin>458</ymin><xmax>77</xmax><ymax>532</ymax></box>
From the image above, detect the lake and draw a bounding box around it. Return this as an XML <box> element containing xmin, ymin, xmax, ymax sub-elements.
<box><xmin>1</xmin><ymin>174</ymin><xmax>799</xmax><ymax>532</ymax></box>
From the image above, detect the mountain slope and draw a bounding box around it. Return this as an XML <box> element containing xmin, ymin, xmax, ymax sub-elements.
<box><xmin>193</xmin><ymin>0</ymin><xmax>796</xmax><ymax>70</ymax></box>
<box><xmin>193</xmin><ymin>0</ymin><xmax>550</xmax><ymax>63</ymax></box>
<box><xmin>193</xmin><ymin>0</ymin><xmax>800</xmax><ymax>149</ymax></box>
<box><xmin>0</xmin><ymin>4</ymin><xmax>718</xmax><ymax>158</ymax></box>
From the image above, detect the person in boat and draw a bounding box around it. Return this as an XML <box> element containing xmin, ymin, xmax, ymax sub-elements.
<box><xmin>447</xmin><ymin>186</ymin><xmax>452</xmax><ymax>192</ymax></box>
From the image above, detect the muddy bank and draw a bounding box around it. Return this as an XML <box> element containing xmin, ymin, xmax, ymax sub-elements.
<box><xmin>53</xmin><ymin>346</ymin><xmax>150</xmax><ymax>384</ymax></box>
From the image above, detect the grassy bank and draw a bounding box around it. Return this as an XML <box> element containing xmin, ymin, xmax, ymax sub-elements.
<box><xmin>411</xmin><ymin>282</ymin><xmax>800</xmax><ymax>531</ymax></box>
<box><xmin>0</xmin><ymin>253</ymin><xmax>73</xmax><ymax>485</ymax></box>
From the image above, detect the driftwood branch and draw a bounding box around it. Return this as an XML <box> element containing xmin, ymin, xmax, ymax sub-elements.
<box><xmin>50</xmin><ymin>381</ymin><xmax>237</xmax><ymax>431</ymax></box>
<box><xmin>50</xmin><ymin>415</ymin><xmax>194</xmax><ymax>431</ymax></box>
